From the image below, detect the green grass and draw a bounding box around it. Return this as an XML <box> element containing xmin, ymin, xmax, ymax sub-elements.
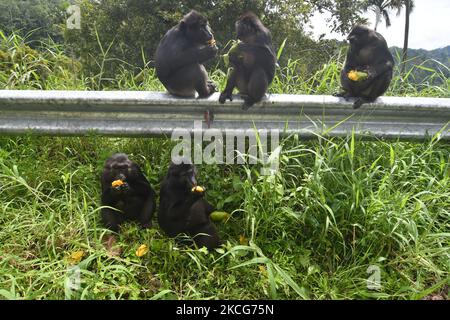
<box><xmin>0</xmin><ymin>32</ymin><xmax>449</xmax><ymax>300</ymax></box>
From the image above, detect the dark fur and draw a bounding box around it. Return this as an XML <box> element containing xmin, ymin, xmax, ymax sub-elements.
<box><xmin>155</xmin><ymin>10</ymin><xmax>218</xmax><ymax>98</ymax></box>
<box><xmin>158</xmin><ymin>160</ymin><xmax>220</xmax><ymax>249</ymax></box>
<box><xmin>219</xmin><ymin>12</ymin><xmax>277</xmax><ymax>109</ymax></box>
<box><xmin>101</xmin><ymin>153</ymin><xmax>156</xmax><ymax>233</ymax></box>
<box><xmin>335</xmin><ymin>25</ymin><xmax>394</xmax><ymax>108</ymax></box>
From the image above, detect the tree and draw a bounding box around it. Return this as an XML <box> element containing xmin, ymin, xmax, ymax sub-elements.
<box><xmin>309</xmin><ymin>0</ymin><xmax>367</xmax><ymax>35</ymax></box>
<box><xmin>390</xmin><ymin>0</ymin><xmax>415</xmax><ymax>74</ymax></box>
<box><xmin>62</xmin><ymin>0</ymin><xmax>370</xmax><ymax>81</ymax></box>
<box><xmin>362</xmin><ymin>0</ymin><xmax>392</xmax><ymax>31</ymax></box>
<box><xmin>0</xmin><ymin>0</ymin><xmax>67</xmax><ymax>45</ymax></box>
<box><xmin>64</xmin><ymin>0</ymin><xmax>327</xmax><ymax>77</ymax></box>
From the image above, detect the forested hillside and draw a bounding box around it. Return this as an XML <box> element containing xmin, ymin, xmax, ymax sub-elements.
<box><xmin>390</xmin><ymin>46</ymin><xmax>450</xmax><ymax>85</ymax></box>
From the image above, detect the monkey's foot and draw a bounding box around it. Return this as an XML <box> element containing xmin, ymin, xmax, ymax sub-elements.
<box><xmin>207</xmin><ymin>80</ymin><xmax>217</xmax><ymax>93</ymax></box>
<box><xmin>353</xmin><ymin>98</ymin><xmax>366</xmax><ymax>109</ymax></box>
<box><xmin>332</xmin><ymin>91</ymin><xmax>345</xmax><ymax>97</ymax></box>
<box><xmin>219</xmin><ymin>92</ymin><xmax>232</xmax><ymax>104</ymax></box>
<box><xmin>198</xmin><ymin>83</ymin><xmax>216</xmax><ymax>99</ymax></box>
<box><xmin>333</xmin><ymin>91</ymin><xmax>352</xmax><ymax>101</ymax></box>
<box><xmin>242</xmin><ymin>96</ymin><xmax>256</xmax><ymax>110</ymax></box>
<box><xmin>197</xmin><ymin>84</ymin><xmax>216</xmax><ymax>99</ymax></box>
<box><xmin>206</xmin><ymin>80</ymin><xmax>217</xmax><ymax>92</ymax></box>
<box><xmin>168</xmin><ymin>89</ymin><xmax>196</xmax><ymax>99</ymax></box>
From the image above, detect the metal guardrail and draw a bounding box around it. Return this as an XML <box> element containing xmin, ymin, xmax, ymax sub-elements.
<box><xmin>0</xmin><ymin>90</ymin><xmax>449</xmax><ymax>139</ymax></box>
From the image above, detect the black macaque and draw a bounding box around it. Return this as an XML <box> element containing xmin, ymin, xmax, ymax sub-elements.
<box><xmin>155</xmin><ymin>10</ymin><xmax>218</xmax><ymax>98</ymax></box>
<box><xmin>101</xmin><ymin>153</ymin><xmax>156</xmax><ymax>233</ymax></box>
<box><xmin>219</xmin><ymin>12</ymin><xmax>277</xmax><ymax>109</ymax></box>
<box><xmin>158</xmin><ymin>159</ymin><xmax>220</xmax><ymax>249</ymax></box>
<box><xmin>335</xmin><ymin>25</ymin><xmax>394</xmax><ymax>109</ymax></box>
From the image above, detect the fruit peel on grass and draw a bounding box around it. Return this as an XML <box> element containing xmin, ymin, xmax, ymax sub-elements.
<box><xmin>210</xmin><ymin>211</ymin><xmax>231</xmax><ymax>222</ymax></box>
<box><xmin>136</xmin><ymin>244</ymin><xmax>149</xmax><ymax>257</ymax></box>
<box><xmin>68</xmin><ymin>250</ymin><xmax>84</xmax><ymax>264</ymax></box>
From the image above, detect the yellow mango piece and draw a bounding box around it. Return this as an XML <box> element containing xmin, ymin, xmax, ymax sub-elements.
<box><xmin>136</xmin><ymin>244</ymin><xmax>149</xmax><ymax>257</ymax></box>
<box><xmin>259</xmin><ymin>265</ymin><xmax>267</xmax><ymax>275</ymax></box>
<box><xmin>239</xmin><ymin>234</ymin><xmax>248</xmax><ymax>245</ymax></box>
<box><xmin>111</xmin><ymin>179</ymin><xmax>124</xmax><ymax>188</ymax></box>
<box><xmin>68</xmin><ymin>250</ymin><xmax>84</xmax><ymax>264</ymax></box>
<box><xmin>207</xmin><ymin>38</ymin><xmax>216</xmax><ymax>46</ymax></box>
<box><xmin>210</xmin><ymin>211</ymin><xmax>230</xmax><ymax>222</ymax></box>
<box><xmin>191</xmin><ymin>186</ymin><xmax>205</xmax><ymax>193</ymax></box>
<box><xmin>347</xmin><ymin>70</ymin><xmax>368</xmax><ymax>81</ymax></box>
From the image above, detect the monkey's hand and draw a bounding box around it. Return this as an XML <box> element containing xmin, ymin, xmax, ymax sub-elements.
<box><xmin>229</xmin><ymin>52</ymin><xmax>245</xmax><ymax>65</ymax></box>
<box><xmin>207</xmin><ymin>80</ymin><xmax>217</xmax><ymax>94</ymax></box>
<box><xmin>120</xmin><ymin>181</ymin><xmax>130</xmax><ymax>192</ymax></box>
<box><xmin>207</xmin><ymin>38</ymin><xmax>216</xmax><ymax>46</ymax></box>
<box><xmin>112</xmin><ymin>180</ymin><xmax>129</xmax><ymax>193</ymax></box>
<box><xmin>190</xmin><ymin>186</ymin><xmax>206</xmax><ymax>200</ymax></box>
<box><xmin>192</xmin><ymin>186</ymin><xmax>205</xmax><ymax>193</ymax></box>
<box><xmin>198</xmin><ymin>44</ymin><xmax>218</xmax><ymax>62</ymax></box>
<box><xmin>111</xmin><ymin>179</ymin><xmax>124</xmax><ymax>188</ymax></box>
<box><xmin>219</xmin><ymin>91</ymin><xmax>233</xmax><ymax>104</ymax></box>
<box><xmin>366</xmin><ymin>67</ymin><xmax>378</xmax><ymax>80</ymax></box>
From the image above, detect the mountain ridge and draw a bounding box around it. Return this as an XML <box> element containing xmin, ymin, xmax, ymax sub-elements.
<box><xmin>388</xmin><ymin>45</ymin><xmax>450</xmax><ymax>84</ymax></box>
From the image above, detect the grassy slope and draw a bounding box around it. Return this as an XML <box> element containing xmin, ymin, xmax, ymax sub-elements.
<box><xmin>0</xmin><ymin>36</ymin><xmax>449</xmax><ymax>300</ymax></box>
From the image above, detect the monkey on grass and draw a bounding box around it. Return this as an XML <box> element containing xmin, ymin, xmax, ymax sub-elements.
<box><xmin>101</xmin><ymin>153</ymin><xmax>156</xmax><ymax>234</ymax></box>
<box><xmin>158</xmin><ymin>159</ymin><xmax>221</xmax><ymax>250</ymax></box>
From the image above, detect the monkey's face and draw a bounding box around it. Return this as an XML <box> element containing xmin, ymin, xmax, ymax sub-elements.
<box><xmin>168</xmin><ymin>162</ymin><xmax>198</xmax><ymax>191</ymax></box>
<box><xmin>347</xmin><ymin>25</ymin><xmax>370</xmax><ymax>48</ymax></box>
<box><xmin>104</xmin><ymin>153</ymin><xmax>135</xmax><ymax>191</ymax></box>
<box><xmin>235</xmin><ymin>18</ymin><xmax>257</xmax><ymax>42</ymax></box>
<box><xmin>184</xmin><ymin>19</ymin><xmax>214</xmax><ymax>44</ymax></box>
<box><xmin>109</xmin><ymin>154</ymin><xmax>132</xmax><ymax>176</ymax></box>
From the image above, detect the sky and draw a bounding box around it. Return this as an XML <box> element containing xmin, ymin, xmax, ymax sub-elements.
<box><xmin>307</xmin><ymin>0</ymin><xmax>450</xmax><ymax>50</ymax></box>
